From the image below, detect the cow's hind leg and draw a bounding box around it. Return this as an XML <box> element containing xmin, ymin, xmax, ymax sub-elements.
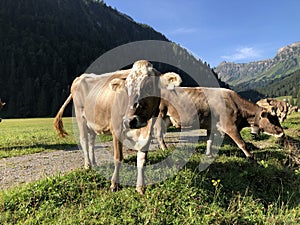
<box><xmin>87</xmin><ymin>130</ymin><xmax>97</xmax><ymax>167</ymax></box>
<box><xmin>205</xmin><ymin>130</ymin><xmax>214</xmax><ymax>157</ymax></box>
<box><xmin>153</xmin><ymin>117</ymin><xmax>168</xmax><ymax>150</ymax></box>
<box><xmin>76</xmin><ymin>116</ymin><xmax>93</xmax><ymax>169</ymax></box>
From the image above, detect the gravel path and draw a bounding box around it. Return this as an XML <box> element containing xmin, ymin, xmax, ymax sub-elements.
<box><xmin>0</xmin><ymin>130</ymin><xmax>205</xmax><ymax>191</ymax></box>
<box><xmin>0</xmin><ymin>141</ymin><xmax>117</xmax><ymax>190</ymax></box>
<box><xmin>0</xmin><ymin>149</ymin><xmax>85</xmax><ymax>190</ymax></box>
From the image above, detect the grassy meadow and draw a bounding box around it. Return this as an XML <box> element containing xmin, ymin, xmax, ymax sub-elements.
<box><xmin>0</xmin><ymin>113</ymin><xmax>300</xmax><ymax>224</ymax></box>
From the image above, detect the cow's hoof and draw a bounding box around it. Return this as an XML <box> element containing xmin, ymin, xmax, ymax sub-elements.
<box><xmin>205</xmin><ymin>153</ymin><xmax>213</xmax><ymax>158</ymax></box>
<box><xmin>110</xmin><ymin>185</ymin><xmax>120</xmax><ymax>192</ymax></box>
<box><xmin>84</xmin><ymin>165</ymin><xmax>91</xmax><ymax>170</ymax></box>
<box><xmin>251</xmin><ymin>133</ymin><xmax>257</xmax><ymax>140</ymax></box>
<box><xmin>247</xmin><ymin>156</ymin><xmax>256</xmax><ymax>164</ymax></box>
<box><xmin>136</xmin><ymin>187</ymin><xmax>144</xmax><ymax>195</ymax></box>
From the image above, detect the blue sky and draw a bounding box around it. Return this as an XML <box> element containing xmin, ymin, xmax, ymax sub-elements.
<box><xmin>105</xmin><ymin>0</ymin><xmax>300</xmax><ymax>67</ymax></box>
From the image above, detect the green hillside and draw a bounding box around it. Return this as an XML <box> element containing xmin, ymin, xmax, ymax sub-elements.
<box><xmin>0</xmin><ymin>0</ymin><xmax>222</xmax><ymax>118</ymax></box>
<box><xmin>0</xmin><ymin>0</ymin><xmax>168</xmax><ymax>118</ymax></box>
<box><xmin>235</xmin><ymin>69</ymin><xmax>300</xmax><ymax>97</ymax></box>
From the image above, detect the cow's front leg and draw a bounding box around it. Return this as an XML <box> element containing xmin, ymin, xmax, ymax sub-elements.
<box><xmin>225</xmin><ymin>127</ymin><xmax>255</xmax><ymax>162</ymax></box>
<box><xmin>136</xmin><ymin>151</ymin><xmax>148</xmax><ymax>195</ymax></box>
<box><xmin>111</xmin><ymin>137</ymin><xmax>123</xmax><ymax>191</ymax></box>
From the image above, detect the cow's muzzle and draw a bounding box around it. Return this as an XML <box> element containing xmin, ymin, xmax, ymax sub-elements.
<box><xmin>250</xmin><ymin>126</ymin><xmax>259</xmax><ymax>135</ymax></box>
<box><xmin>123</xmin><ymin>116</ymin><xmax>147</xmax><ymax>129</ymax></box>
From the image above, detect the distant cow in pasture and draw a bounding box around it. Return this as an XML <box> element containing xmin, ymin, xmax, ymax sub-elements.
<box><xmin>0</xmin><ymin>99</ymin><xmax>6</xmax><ymax>122</ymax></box>
<box><xmin>154</xmin><ymin>87</ymin><xmax>284</xmax><ymax>161</ymax></box>
<box><xmin>288</xmin><ymin>105</ymin><xmax>298</xmax><ymax>114</ymax></box>
<box><xmin>256</xmin><ymin>98</ymin><xmax>288</xmax><ymax>123</ymax></box>
<box><xmin>54</xmin><ymin>60</ymin><xmax>182</xmax><ymax>194</ymax></box>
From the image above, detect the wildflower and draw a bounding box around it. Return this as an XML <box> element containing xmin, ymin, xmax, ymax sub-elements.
<box><xmin>211</xmin><ymin>179</ymin><xmax>221</xmax><ymax>186</ymax></box>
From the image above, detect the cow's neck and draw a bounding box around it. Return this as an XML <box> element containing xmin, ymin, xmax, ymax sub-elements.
<box><xmin>238</xmin><ymin>98</ymin><xmax>261</xmax><ymax>126</ymax></box>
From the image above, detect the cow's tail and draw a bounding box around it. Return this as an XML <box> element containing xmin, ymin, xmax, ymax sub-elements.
<box><xmin>53</xmin><ymin>94</ymin><xmax>73</xmax><ymax>138</ymax></box>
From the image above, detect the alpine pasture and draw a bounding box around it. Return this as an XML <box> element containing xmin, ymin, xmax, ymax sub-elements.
<box><xmin>0</xmin><ymin>113</ymin><xmax>300</xmax><ymax>224</ymax></box>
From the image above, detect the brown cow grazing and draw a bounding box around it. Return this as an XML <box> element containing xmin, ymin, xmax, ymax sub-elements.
<box><xmin>155</xmin><ymin>87</ymin><xmax>284</xmax><ymax>161</ymax></box>
<box><xmin>0</xmin><ymin>99</ymin><xmax>6</xmax><ymax>122</ymax></box>
<box><xmin>54</xmin><ymin>60</ymin><xmax>182</xmax><ymax>194</ymax></box>
<box><xmin>288</xmin><ymin>105</ymin><xmax>298</xmax><ymax>114</ymax></box>
<box><xmin>256</xmin><ymin>98</ymin><xmax>288</xmax><ymax>123</ymax></box>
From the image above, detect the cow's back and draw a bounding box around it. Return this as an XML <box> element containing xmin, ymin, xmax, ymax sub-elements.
<box><xmin>72</xmin><ymin>70</ymin><xmax>130</xmax><ymax>134</ymax></box>
<box><xmin>163</xmin><ymin>87</ymin><xmax>250</xmax><ymax>130</ymax></box>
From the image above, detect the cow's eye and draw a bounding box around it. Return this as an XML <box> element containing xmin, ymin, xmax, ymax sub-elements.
<box><xmin>133</xmin><ymin>103</ymin><xmax>139</xmax><ymax>109</ymax></box>
<box><xmin>139</xmin><ymin>103</ymin><xmax>144</xmax><ymax>109</ymax></box>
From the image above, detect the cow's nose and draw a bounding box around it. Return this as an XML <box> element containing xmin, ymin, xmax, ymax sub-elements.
<box><xmin>129</xmin><ymin>117</ymin><xmax>139</xmax><ymax>129</ymax></box>
<box><xmin>279</xmin><ymin>132</ymin><xmax>285</xmax><ymax>138</ymax></box>
<box><xmin>123</xmin><ymin>116</ymin><xmax>139</xmax><ymax>129</ymax></box>
<box><xmin>123</xmin><ymin>116</ymin><xmax>147</xmax><ymax>129</ymax></box>
<box><xmin>250</xmin><ymin>126</ymin><xmax>259</xmax><ymax>135</ymax></box>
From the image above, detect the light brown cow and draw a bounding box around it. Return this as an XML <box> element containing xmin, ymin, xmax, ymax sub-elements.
<box><xmin>155</xmin><ymin>87</ymin><xmax>284</xmax><ymax>161</ymax></box>
<box><xmin>0</xmin><ymin>99</ymin><xmax>5</xmax><ymax>122</ymax></box>
<box><xmin>256</xmin><ymin>98</ymin><xmax>288</xmax><ymax>123</ymax></box>
<box><xmin>54</xmin><ymin>60</ymin><xmax>182</xmax><ymax>194</ymax></box>
<box><xmin>288</xmin><ymin>105</ymin><xmax>298</xmax><ymax>114</ymax></box>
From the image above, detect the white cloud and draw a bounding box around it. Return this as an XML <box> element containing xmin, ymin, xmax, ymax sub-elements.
<box><xmin>169</xmin><ymin>27</ymin><xmax>198</xmax><ymax>35</ymax></box>
<box><xmin>221</xmin><ymin>47</ymin><xmax>262</xmax><ymax>62</ymax></box>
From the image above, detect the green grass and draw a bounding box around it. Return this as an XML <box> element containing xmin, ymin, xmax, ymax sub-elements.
<box><xmin>0</xmin><ymin>113</ymin><xmax>300</xmax><ymax>224</ymax></box>
<box><xmin>0</xmin><ymin>118</ymin><xmax>112</xmax><ymax>158</ymax></box>
<box><xmin>0</xmin><ymin>118</ymin><xmax>77</xmax><ymax>158</ymax></box>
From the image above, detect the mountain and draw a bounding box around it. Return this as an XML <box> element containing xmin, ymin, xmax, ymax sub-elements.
<box><xmin>214</xmin><ymin>42</ymin><xmax>300</xmax><ymax>101</ymax></box>
<box><xmin>0</xmin><ymin>0</ymin><xmax>166</xmax><ymax>118</ymax></box>
<box><xmin>215</xmin><ymin>42</ymin><xmax>300</xmax><ymax>87</ymax></box>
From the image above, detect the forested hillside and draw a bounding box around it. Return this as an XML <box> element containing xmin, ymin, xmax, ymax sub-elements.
<box><xmin>0</xmin><ymin>0</ymin><xmax>223</xmax><ymax>118</ymax></box>
<box><xmin>0</xmin><ymin>0</ymin><xmax>170</xmax><ymax>118</ymax></box>
<box><xmin>236</xmin><ymin>69</ymin><xmax>300</xmax><ymax>97</ymax></box>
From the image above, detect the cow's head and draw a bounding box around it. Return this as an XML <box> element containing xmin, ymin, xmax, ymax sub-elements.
<box><xmin>275</xmin><ymin>102</ymin><xmax>288</xmax><ymax>123</ymax></box>
<box><xmin>0</xmin><ymin>99</ymin><xmax>5</xmax><ymax>123</ymax></box>
<box><xmin>0</xmin><ymin>99</ymin><xmax>5</xmax><ymax>109</ymax></box>
<box><xmin>265</xmin><ymin>99</ymin><xmax>288</xmax><ymax>123</ymax></box>
<box><xmin>253</xmin><ymin>108</ymin><xmax>284</xmax><ymax>138</ymax></box>
<box><xmin>110</xmin><ymin>60</ymin><xmax>182</xmax><ymax>130</ymax></box>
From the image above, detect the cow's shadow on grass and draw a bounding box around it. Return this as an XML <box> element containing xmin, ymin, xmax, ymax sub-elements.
<box><xmin>122</xmin><ymin>140</ymin><xmax>299</xmax><ymax>209</ymax></box>
<box><xmin>187</xmin><ymin>157</ymin><xmax>300</xmax><ymax>209</ymax></box>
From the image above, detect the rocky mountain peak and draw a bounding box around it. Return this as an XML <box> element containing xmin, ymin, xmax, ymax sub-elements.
<box><xmin>215</xmin><ymin>42</ymin><xmax>300</xmax><ymax>86</ymax></box>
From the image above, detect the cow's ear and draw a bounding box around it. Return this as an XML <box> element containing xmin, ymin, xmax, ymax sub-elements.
<box><xmin>270</xmin><ymin>107</ymin><xmax>276</xmax><ymax>116</ymax></box>
<box><xmin>160</xmin><ymin>72</ymin><xmax>182</xmax><ymax>90</ymax></box>
<box><xmin>260</xmin><ymin>111</ymin><xmax>268</xmax><ymax>118</ymax></box>
<box><xmin>110</xmin><ymin>78</ymin><xmax>125</xmax><ymax>92</ymax></box>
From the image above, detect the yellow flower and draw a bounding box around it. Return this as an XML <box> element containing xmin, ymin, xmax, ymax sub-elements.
<box><xmin>211</xmin><ymin>179</ymin><xmax>221</xmax><ymax>186</ymax></box>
